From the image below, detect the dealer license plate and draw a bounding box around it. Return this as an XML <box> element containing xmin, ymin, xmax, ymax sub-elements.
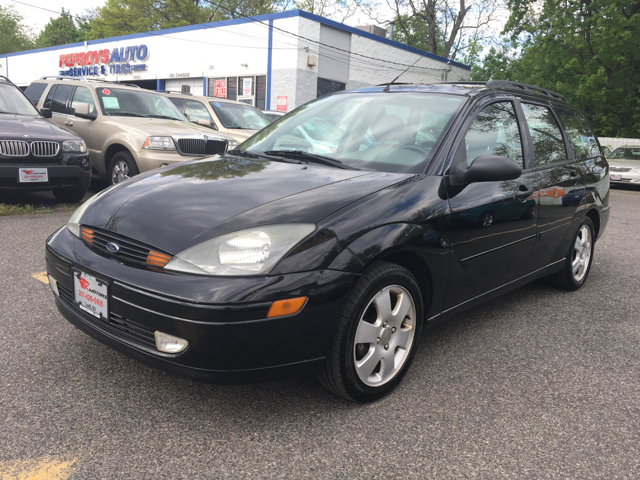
<box><xmin>73</xmin><ymin>271</ymin><xmax>109</xmax><ymax>320</ymax></box>
<box><xmin>610</xmin><ymin>174</ymin><xmax>622</xmax><ymax>181</ymax></box>
<box><xmin>18</xmin><ymin>168</ymin><xmax>48</xmax><ymax>182</ymax></box>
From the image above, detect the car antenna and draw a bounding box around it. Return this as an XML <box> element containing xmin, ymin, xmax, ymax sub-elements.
<box><xmin>382</xmin><ymin>55</ymin><xmax>424</xmax><ymax>92</ymax></box>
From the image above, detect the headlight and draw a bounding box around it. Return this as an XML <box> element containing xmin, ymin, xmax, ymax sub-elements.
<box><xmin>227</xmin><ymin>139</ymin><xmax>238</xmax><ymax>150</ymax></box>
<box><xmin>62</xmin><ymin>140</ymin><xmax>87</xmax><ymax>153</ymax></box>
<box><xmin>143</xmin><ymin>137</ymin><xmax>176</xmax><ymax>150</ymax></box>
<box><xmin>165</xmin><ymin>224</ymin><xmax>316</xmax><ymax>276</ymax></box>
<box><xmin>630</xmin><ymin>167</ymin><xmax>640</xmax><ymax>173</ymax></box>
<box><xmin>66</xmin><ymin>185</ymin><xmax>116</xmax><ymax>237</ymax></box>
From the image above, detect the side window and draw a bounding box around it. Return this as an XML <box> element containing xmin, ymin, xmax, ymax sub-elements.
<box><xmin>464</xmin><ymin>102</ymin><xmax>524</xmax><ymax>167</ymax></box>
<box><xmin>70</xmin><ymin>87</ymin><xmax>95</xmax><ymax>115</ymax></box>
<box><xmin>167</xmin><ymin>97</ymin><xmax>186</xmax><ymax>111</ymax></box>
<box><xmin>555</xmin><ymin>108</ymin><xmax>600</xmax><ymax>160</ymax></box>
<box><xmin>49</xmin><ymin>84</ymin><xmax>73</xmax><ymax>114</ymax></box>
<box><xmin>185</xmin><ymin>100</ymin><xmax>212</xmax><ymax>124</ymax></box>
<box><xmin>42</xmin><ymin>85</ymin><xmax>56</xmax><ymax>109</ymax></box>
<box><xmin>24</xmin><ymin>83</ymin><xmax>47</xmax><ymax>106</ymax></box>
<box><xmin>521</xmin><ymin>103</ymin><xmax>567</xmax><ymax>165</ymax></box>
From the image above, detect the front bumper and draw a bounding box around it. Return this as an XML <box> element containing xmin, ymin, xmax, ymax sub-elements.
<box><xmin>46</xmin><ymin>227</ymin><xmax>358</xmax><ymax>383</ymax></box>
<box><xmin>609</xmin><ymin>172</ymin><xmax>640</xmax><ymax>185</ymax></box>
<box><xmin>0</xmin><ymin>160</ymin><xmax>91</xmax><ymax>191</ymax></box>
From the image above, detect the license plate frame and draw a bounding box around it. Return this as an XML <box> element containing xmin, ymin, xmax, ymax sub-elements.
<box><xmin>610</xmin><ymin>174</ymin><xmax>622</xmax><ymax>181</ymax></box>
<box><xmin>73</xmin><ymin>270</ymin><xmax>109</xmax><ymax>320</ymax></box>
<box><xmin>18</xmin><ymin>168</ymin><xmax>48</xmax><ymax>183</ymax></box>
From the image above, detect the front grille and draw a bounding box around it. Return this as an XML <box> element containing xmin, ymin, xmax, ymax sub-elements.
<box><xmin>81</xmin><ymin>226</ymin><xmax>172</xmax><ymax>270</ymax></box>
<box><xmin>57</xmin><ymin>284</ymin><xmax>157</xmax><ymax>350</ymax></box>
<box><xmin>0</xmin><ymin>140</ymin><xmax>29</xmax><ymax>156</ymax></box>
<box><xmin>610</xmin><ymin>167</ymin><xmax>632</xmax><ymax>172</ymax></box>
<box><xmin>177</xmin><ymin>138</ymin><xmax>227</xmax><ymax>156</ymax></box>
<box><xmin>31</xmin><ymin>141</ymin><xmax>60</xmax><ymax>157</ymax></box>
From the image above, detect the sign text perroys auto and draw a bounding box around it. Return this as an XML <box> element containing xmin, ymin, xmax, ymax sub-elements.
<box><xmin>58</xmin><ymin>45</ymin><xmax>149</xmax><ymax>77</ymax></box>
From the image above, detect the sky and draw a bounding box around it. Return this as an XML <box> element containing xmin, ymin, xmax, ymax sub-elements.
<box><xmin>2</xmin><ymin>0</ymin><xmax>107</xmax><ymax>33</ymax></box>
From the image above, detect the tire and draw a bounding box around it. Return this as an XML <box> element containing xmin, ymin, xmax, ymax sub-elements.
<box><xmin>108</xmin><ymin>151</ymin><xmax>139</xmax><ymax>185</ymax></box>
<box><xmin>479</xmin><ymin>211</ymin><xmax>494</xmax><ymax>227</ymax></box>
<box><xmin>317</xmin><ymin>261</ymin><xmax>424</xmax><ymax>402</ymax></box>
<box><xmin>52</xmin><ymin>186</ymin><xmax>87</xmax><ymax>203</ymax></box>
<box><xmin>549</xmin><ymin>217</ymin><xmax>595</xmax><ymax>291</ymax></box>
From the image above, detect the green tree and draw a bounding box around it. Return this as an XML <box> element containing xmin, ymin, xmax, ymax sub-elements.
<box><xmin>37</xmin><ymin>9</ymin><xmax>85</xmax><ymax>48</ymax></box>
<box><xmin>0</xmin><ymin>5</ymin><xmax>35</xmax><ymax>55</ymax></box>
<box><xmin>500</xmin><ymin>0</ymin><xmax>640</xmax><ymax>137</ymax></box>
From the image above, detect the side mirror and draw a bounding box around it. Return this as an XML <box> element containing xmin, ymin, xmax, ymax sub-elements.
<box><xmin>450</xmin><ymin>155</ymin><xmax>522</xmax><ymax>185</ymax></box>
<box><xmin>40</xmin><ymin>108</ymin><xmax>52</xmax><ymax>119</ymax></box>
<box><xmin>74</xmin><ymin>102</ymin><xmax>97</xmax><ymax>120</ymax></box>
<box><xmin>196</xmin><ymin>118</ymin><xmax>216</xmax><ymax>129</ymax></box>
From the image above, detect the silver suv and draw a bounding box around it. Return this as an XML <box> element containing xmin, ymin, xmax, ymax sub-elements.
<box><xmin>26</xmin><ymin>77</ymin><xmax>238</xmax><ymax>184</ymax></box>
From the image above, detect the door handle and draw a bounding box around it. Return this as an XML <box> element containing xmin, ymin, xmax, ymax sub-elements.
<box><xmin>515</xmin><ymin>186</ymin><xmax>534</xmax><ymax>200</ymax></box>
<box><xmin>64</xmin><ymin>120</ymin><xmax>74</xmax><ymax>126</ymax></box>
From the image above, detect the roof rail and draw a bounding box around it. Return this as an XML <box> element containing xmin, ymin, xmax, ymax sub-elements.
<box><xmin>119</xmin><ymin>83</ymin><xmax>141</xmax><ymax>88</ymax></box>
<box><xmin>485</xmin><ymin>80</ymin><xmax>568</xmax><ymax>103</ymax></box>
<box><xmin>157</xmin><ymin>90</ymin><xmax>192</xmax><ymax>95</ymax></box>
<box><xmin>40</xmin><ymin>76</ymin><xmax>89</xmax><ymax>82</ymax></box>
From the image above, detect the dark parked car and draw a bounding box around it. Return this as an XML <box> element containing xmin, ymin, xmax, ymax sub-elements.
<box><xmin>46</xmin><ymin>81</ymin><xmax>610</xmax><ymax>402</ymax></box>
<box><xmin>0</xmin><ymin>76</ymin><xmax>91</xmax><ymax>202</ymax></box>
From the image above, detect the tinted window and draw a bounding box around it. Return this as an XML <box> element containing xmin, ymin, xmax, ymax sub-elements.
<box><xmin>555</xmin><ymin>108</ymin><xmax>600</xmax><ymax>160</ymax></box>
<box><xmin>70</xmin><ymin>86</ymin><xmax>95</xmax><ymax>115</ymax></box>
<box><xmin>317</xmin><ymin>78</ymin><xmax>346</xmax><ymax>98</ymax></box>
<box><xmin>49</xmin><ymin>84</ymin><xmax>73</xmax><ymax>114</ymax></box>
<box><xmin>167</xmin><ymin>97</ymin><xmax>186</xmax><ymax>110</ymax></box>
<box><xmin>521</xmin><ymin>103</ymin><xmax>567</xmax><ymax>165</ymax></box>
<box><xmin>24</xmin><ymin>82</ymin><xmax>47</xmax><ymax>105</ymax></box>
<box><xmin>464</xmin><ymin>102</ymin><xmax>524</xmax><ymax>167</ymax></box>
<box><xmin>42</xmin><ymin>85</ymin><xmax>56</xmax><ymax>109</ymax></box>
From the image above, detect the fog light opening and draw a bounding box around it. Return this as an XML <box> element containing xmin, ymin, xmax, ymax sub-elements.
<box><xmin>48</xmin><ymin>275</ymin><xmax>59</xmax><ymax>296</ymax></box>
<box><xmin>267</xmin><ymin>297</ymin><xmax>308</xmax><ymax>318</ymax></box>
<box><xmin>159</xmin><ymin>163</ymin><xmax>169</xmax><ymax>168</ymax></box>
<box><xmin>154</xmin><ymin>331</ymin><xmax>188</xmax><ymax>353</ymax></box>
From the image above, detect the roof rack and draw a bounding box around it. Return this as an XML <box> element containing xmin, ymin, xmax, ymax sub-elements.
<box><xmin>157</xmin><ymin>90</ymin><xmax>192</xmax><ymax>95</ymax></box>
<box><xmin>40</xmin><ymin>75</ymin><xmax>88</xmax><ymax>82</ymax></box>
<box><xmin>485</xmin><ymin>80</ymin><xmax>568</xmax><ymax>103</ymax></box>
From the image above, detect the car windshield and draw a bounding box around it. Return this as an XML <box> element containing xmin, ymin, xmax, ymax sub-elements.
<box><xmin>96</xmin><ymin>87</ymin><xmax>187</xmax><ymax>121</ymax></box>
<box><xmin>210</xmin><ymin>101</ymin><xmax>271</xmax><ymax>130</ymax></box>
<box><xmin>0</xmin><ymin>83</ymin><xmax>40</xmax><ymax>115</ymax></box>
<box><xmin>608</xmin><ymin>147</ymin><xmax>640</xmax><ymax>160</ymax></box>
<box><xmin>240</xmin><ymin>92</ymin><xmax>465</xmax><ymax>173</ymax></box>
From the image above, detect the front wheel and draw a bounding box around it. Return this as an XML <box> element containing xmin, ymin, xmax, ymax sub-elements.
<box><xmin>108</xmin><ymin>151</ymin><xmax>139</xmax><ymax>185</ymax></box>
<box><xmin>317</xmin><ymin>261</ymin><xmax>424</xmax><ymax>402</ymax></box>
<box><xmin>550</xmin><ymin>217</ymin><xmax>595</xmax><ymax>290</ymax></box>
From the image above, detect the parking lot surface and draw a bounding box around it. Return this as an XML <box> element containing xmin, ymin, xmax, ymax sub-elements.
<box><xmin>0</xmin><ymin>187</ymin><xmax>639</xmax><ymax>479</ymax></box>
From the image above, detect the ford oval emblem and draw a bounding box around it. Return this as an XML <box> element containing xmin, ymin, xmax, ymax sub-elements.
<box><xmin>106</xmin><ymin>242</ymin><xmax>120</xmax><ymax>253</ymax></box>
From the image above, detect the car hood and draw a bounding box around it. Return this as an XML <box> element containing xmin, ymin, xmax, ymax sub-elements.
<box><xmin>103</xmin><ymin>117</ymin><xmax>236</xmax><ymax>141</ymax></box>
<box><xmin>608</xmin><ymin>159</ymin><xmax>640</xmax><ymax>169</ymax></box>
<box><xmin>81</xmin><ymin>156</ymin><xmax>411</xmax><ymax>253</ymax></box>
<box><xmin>0</xmin><ymin>114</ymin><xmax>77</xmax><ymax>141</ymax></box>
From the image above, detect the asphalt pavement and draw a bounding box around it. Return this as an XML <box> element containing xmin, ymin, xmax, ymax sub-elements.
<box><xmin>0</xmin><ymin>187</ymin><xmax>638</xmax><ymax>479</ymax></box>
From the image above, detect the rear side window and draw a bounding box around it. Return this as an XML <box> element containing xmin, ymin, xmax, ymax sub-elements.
<box><xmin>521</xmin><ymin>103</ymin><xmax>567</xmax><ymax>165</ymax></box>
<box><xmin>45</xmin><ymin>84</ymin><xmax>73</xmax><ymax>114</ymax></box>
<box><xmin>463</xmin><ymin>101</ymin><xmax>524</xmax><ymax>167</ymax></box>
<box><xmin>24</xmin><ymin>83</ymin><xmax>47</xmax><ymax>105</ymax></box>
<box><xmin>555</xmin><ymin>108</ymin><xmax>600</xmax><ymax>160</ymax></box>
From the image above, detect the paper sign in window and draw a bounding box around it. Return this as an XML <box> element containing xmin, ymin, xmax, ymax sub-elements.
<box><xmin>102</xmin><ymin>97</ymin><xmax>120</xmax><ymax>109</ymax></box>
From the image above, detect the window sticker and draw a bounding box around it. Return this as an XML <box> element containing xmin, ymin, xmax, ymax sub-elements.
<box><xmin>102</xmin><ymin>97</ymin><xmax>120</xmax><ymax>109</ymax></box>
<box><xmin>102</xmin><ymin>88</ymin><xmax>110</xmax><ymax>95</ymax></box>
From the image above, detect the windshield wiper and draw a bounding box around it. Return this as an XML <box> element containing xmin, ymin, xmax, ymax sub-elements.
<box><xmin>148</xmin><ymin>114</ymin><xmax>180</xmax><ymax>120</ymax></box>
<box><xmin>227</xmin><ymin>149</ymin><xmax>301</xmax><ymax>163</ymax></box>
<box><xmin>263</xmin><ymin>150</ymin><xmax>357</xmax><ymax>170</ymax></box>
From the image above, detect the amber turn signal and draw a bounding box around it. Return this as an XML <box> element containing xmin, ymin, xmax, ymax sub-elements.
<box><xmin>146</xmin><ymin>250</ymin><xmax>172</xmax><ymax>268</ymax></box>
<box><xmin>81</xmin><ymin>227</ymin><xmax>95</xmax><ymax>243</ymax></box>
<box><xmin>267</xmin><ymin>297</ymin><xmax>308</xmax><ymax>318</ymax></box>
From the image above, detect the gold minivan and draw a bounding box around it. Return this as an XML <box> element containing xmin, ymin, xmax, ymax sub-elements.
<box><xmin>26</xmin><ymin>77</ymin><xmax>238</xmax><ymax>184</ymax></box>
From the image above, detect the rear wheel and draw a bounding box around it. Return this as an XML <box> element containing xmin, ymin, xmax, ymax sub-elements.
<box><xmin>52</xmin><ymin>186</ymin><xmax>87</xmax><ymax>203</ymax></box>
<box><xmin>108</xmin><ymin>151</ymin><xmax>138</xmax><ymax>185</ymax></box>
<box><xmin>550</xmin><ymin>217</ymin><xmax>595</xmax><ymax>290</ymax></box>
<box><xmin>317</xmin><ymin>261</ymin><xmax>424</xmax><ymax>402</ymax></box>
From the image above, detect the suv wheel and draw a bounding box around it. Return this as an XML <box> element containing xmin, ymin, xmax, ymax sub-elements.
<box><xmin>52</xmin><ymin>186</ymin><xmax>87</xmax><ymax>203</ymax></box>
<box><xmin>109</xmin><ymin>151</ymin><xmax>139</xmax><ymax>185</ymax></box>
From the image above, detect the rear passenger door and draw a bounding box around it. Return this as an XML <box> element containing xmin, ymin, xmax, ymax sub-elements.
<box><xmin>520</xmin><ymin>102</ymin><xmax>587</xmax><ymax>269</ymax></box>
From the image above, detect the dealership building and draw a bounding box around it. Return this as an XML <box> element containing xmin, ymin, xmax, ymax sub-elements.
<box><xmin>0</xmin><ymin>10</ymin><xmax>470</xmax><ymax>112</ymax></box>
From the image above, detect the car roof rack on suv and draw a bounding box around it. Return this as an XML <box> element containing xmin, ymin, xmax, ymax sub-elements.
<box><xmin>439</xmin><ymin>80</ymin><xmax>568</xmax><ymax>103</ymax></box>
<box><xmin>158</xmin><ymin>90</ymin><xmax>193</xmax><ymax>95</ymax></box>
<box><xmin>38</xmin><ymin>76</ymin><xmax>142</xmax><ymax>88</ymax></box>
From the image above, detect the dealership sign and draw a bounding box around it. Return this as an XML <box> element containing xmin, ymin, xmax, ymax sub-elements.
<box><xmin>58</xmin><ymin>45</ymin><xmax>149</xmax><ymax>77</ymax></box>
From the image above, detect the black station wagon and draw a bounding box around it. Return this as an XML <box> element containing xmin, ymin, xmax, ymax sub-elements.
<box><xmin>45</xmin><ymin>81</ymin><xmax>610</xmax><ymax>402</ymax></box>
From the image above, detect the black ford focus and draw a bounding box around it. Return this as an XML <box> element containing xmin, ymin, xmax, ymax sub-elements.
<box><xmin>46</xmin><ymin>82</ymin><xmax>610</xmax><ymax>402</ymax></box>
